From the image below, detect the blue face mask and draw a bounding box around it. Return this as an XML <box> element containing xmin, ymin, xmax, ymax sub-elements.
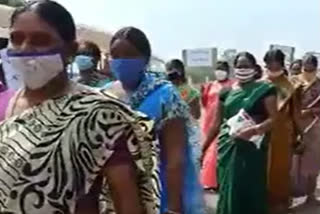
<box><xmin>74</xmin><ymin>55</ymin><xmax>94</xmax><ymax>71</ymax></box>
<box><xmin>110</xmin><ymin>59</ymin><xmax>146</xmax><ymax>91</ymax></box>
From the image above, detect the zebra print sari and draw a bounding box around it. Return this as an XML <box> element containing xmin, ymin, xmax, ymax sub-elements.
<box><xmin>0</xmin><ymin>90</ymin><xmax>160</xmax><ymax>214</ymax></box>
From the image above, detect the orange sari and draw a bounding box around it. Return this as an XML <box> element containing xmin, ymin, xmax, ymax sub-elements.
<box><xmin>200</xmin><ymin>79</ymin><xmax>234</xmax><ymax>189</ymax></box>
<box><xmin>266</xmin><ymin>75</ymin><xmax>301</xmax><ymax>212</ymax></box>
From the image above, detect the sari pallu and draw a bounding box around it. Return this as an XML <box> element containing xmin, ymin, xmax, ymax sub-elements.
<box><xmin>200</xmin><ymin>80</ymin><xmax>234</xmax><ymax>189</ymax></box>
<box><xmin>217</xmin><ymin>82</ymin><xmax>276</xmax><ymax>214</ymax></box>
<box><xmin>290</xmin><ymin>75</ymin><xmax>320</xmax><ymax>196</ymax></box>
<box><xmin>266</xmin><ymin>75</ymin><xmax>300</xmax><ymax>210</ymax></box>
<box><xmin>0</xmin><ymin>90</ymin><xmax>160</xmax><ymax>214</ymax></box>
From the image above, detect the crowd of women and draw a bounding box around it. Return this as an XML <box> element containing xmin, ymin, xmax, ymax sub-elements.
<box><xmin>0</xmin><ymin>0</ymin><xmax>319</xmax><ymax>214</ymax></box>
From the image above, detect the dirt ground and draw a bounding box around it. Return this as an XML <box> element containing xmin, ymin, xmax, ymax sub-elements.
<box><xmin>204</xmin><ymin>177</ymin><xmax>320</xmax><ymax>214</ymax></box>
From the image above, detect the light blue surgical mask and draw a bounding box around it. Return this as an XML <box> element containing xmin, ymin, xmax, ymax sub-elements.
<box><xmin>74</xmin><ymin>55</ymin><xmax>94</xmax><ymax>71</ymax></box>
<box><xmin>110</xmin><ymin>58</ymin><xmax>146</xmax><ymax>91</ymax></box>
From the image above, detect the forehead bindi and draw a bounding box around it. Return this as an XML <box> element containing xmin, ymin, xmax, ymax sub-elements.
<box><xmin>11</xmin><ymin>11</ymin><xmax>60</xmax><ymax>39</ymax></box>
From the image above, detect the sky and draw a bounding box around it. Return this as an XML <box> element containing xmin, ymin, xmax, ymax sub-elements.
<box><xmin>55</xmin><ymin>0</ymin><xmax>320</xmax><ymax>61</ymax></box>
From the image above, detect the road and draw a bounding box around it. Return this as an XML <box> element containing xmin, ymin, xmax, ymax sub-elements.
<box><xmin>204</xmin><ymin>177</ymin><xmax>320</xmax><ymax>214</ymax></box>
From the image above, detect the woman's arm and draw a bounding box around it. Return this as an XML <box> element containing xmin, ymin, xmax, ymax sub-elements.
<box><xmin>75</xmin><ymin>139</ymin><xmax>143</xmax><ymax>214</ymax></box>
<box><xmin>236</xmin><ymin>95</ymin><xmax>277</xmax><ymax>140</ymax></box>
<box><xmin>189</xmin><ymin>97</ymin><xmax>201</xmax><ymax>120</ymax></box>
<box><xmin>160</xmin><ymin>118</ymin><xmax>186</xmax><ymax>213</ymax></box>
<box><xmin>202</xmin><ymin>103</ymin><xmax>223</xmax><ymax>154</ymax></box>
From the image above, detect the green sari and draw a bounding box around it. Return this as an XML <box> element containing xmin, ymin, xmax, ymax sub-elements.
<box><xmin>217</xmin><ymin>81</ymin><xmax>276</xmax><ymax>214</ymax></box>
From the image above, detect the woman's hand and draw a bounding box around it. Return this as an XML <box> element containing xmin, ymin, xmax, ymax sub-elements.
<box><xmin>234</xmin><ymin>126</ymin><xmax>257</xmax><ymax>141</ymax></box>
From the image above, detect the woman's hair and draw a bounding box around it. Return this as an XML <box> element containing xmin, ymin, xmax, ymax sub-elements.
<box><xmin>303</xmin><ymin>55</ymin><xmax>318</xmax><ymax>67</ymax></box>
<box><xmin>110</xmin><ymin>27</ymin><xmax>151</xmax><ymax>63</ymax></box>
<box><xmin>216</xmin><ymin>61</ymin><xmax>230</xmax><ymax>72</ymax></box>
<box><xmin>263</xmin><ymin>49</ymin><xmax>285</xmax><ymax>67</ymax></box>
<box><xmin>234</xmin><ymin>52</ymin><xmax>257</xmax><ymax>67</ymax></box>
<box><xmin>78</xmin><ymin>40</ymin><xmax>101</xmax><ymax>61</ymax></box>
<box><xmin>290</xmin><ymin>59</ymin><xmax>302</xmax><ymax>69</ymax></box>
<box><xmin>254</xmin><ymin>64</ymin><xmax>263</xmax><ymax>79</ymax></box>
<box><xmin>11</xmin><ymin>0</ymin><xmax>76</xmax><ymax>43</ymax></box>
<box><xmin>166</xmin><ymin>59</ymin><xmax>185</xmax><ymax>73</ymax></box>
<box><xmin>166</xmin><ymin>59</ymin><xmax>186</xmax><ymax>82</ymax></box>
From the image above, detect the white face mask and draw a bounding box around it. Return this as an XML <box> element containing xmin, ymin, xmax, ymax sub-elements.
<box><xmin>234</xmin><ymin>68</ymin><xmax>256</xmax><ymax>83</ymax></box>
<box><xmin>215</xmin><ymin>70</ymin><xmax>228</xmax><ymax>81</ymax></box>
<box><xmin>7</xmin><ymin>51</ymin><xmax>64</xmax><ymax>90</ymax></box>
<box><xmin>267</xmin><ymin>70</ymin><xmax>284</xmax><ymax>78</ymax></box>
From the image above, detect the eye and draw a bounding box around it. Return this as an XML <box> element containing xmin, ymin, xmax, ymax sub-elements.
<box><xmin>10</xmin><ymin>31</ymin><xmax>25</xmax><ymax>46</ymax></box>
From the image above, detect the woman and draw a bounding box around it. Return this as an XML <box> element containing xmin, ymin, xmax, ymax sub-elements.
<box><xmin>290</xmin><ymin>59</ymin><xmax>303</xmax><ymax>76</ymax></box>
<box><xmin>0</xmin><ymin>1</ymin><xmax>159</xmax><ymax>213</ymax></box>
<box><xmin>74</xmin><ymin>40</ymin><xmax>112</xmax><ymax>87</ymax></box>
<box><xmin>166</xmin><ymin>59</ymin><xmax>202</xmax><ymax>167</ymax></box>
<box><xmin>263</xmin><ymin>49</ymin><xmax>302</xmax><ymax>214</ymax></box>
<box><xmin>103</xmin><ymin>27</ymin><xmax>204</xmax><ymax>214</ymax></box>
<box><xmin>166</xmin><ymin>59</ymin><xmax>201</xmax><ymax>120</ymax></box>
<box><xmin>203</xmin><ymin>52</ymin><xmax>278</xmax><ymax>214</ymax></box>
<box><xmin>200</xmin><ymin>61</ymin><xmax>234</xmax><ymax>190</ymax></box>
<box><xmin>291</xmin><ymin>55</ymin><xmax>320</xmax><ymax>205</ymax></box>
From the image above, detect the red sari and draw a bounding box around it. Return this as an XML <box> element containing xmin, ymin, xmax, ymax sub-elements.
<box><xmin>200</xmin><ymin>79</ymin><xmax>235</xmax><ymax>189</ymax></box>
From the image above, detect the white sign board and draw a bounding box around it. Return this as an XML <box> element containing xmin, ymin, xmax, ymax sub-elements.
<box><xmin>186</xmin><ymin>48</ymin><xmax>213</xmax><ymax>67</ymax></box>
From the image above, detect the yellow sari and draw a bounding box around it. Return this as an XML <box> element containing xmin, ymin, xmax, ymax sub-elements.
<box><xmin>265</xmin><ymin>75</ymin><xmax>301</xmax><ymax>212</ymax></box>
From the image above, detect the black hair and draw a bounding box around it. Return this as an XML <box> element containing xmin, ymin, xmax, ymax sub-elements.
<box><xmin>303</xmin><ymin>55</ymin><xmax>318</xmax><ymax>67</ymax></box>
<box><xmin>234</xmin><ymin>52</ymin><xmax>257</xmax><ymax>67</ymax></box>
<box><xmin>263</xmin><ymin>49</ymin><xmax>285</xmax><ymax>67</ymax></box>
<box><xmin>166</xmin><ymin>59</ymin><xmax>186</xmax><ymax>82</ymax></box>
<box><xmin>290</xmin><ymin>59</ymin><xmax>303</xmax><ymax>69</ymax></box>
<box><xmin>110</xmin><ymin>27</ymin><xmax>151</xmax><ymax>63</ymax></box>
<box><xmin>166</xmin><ymin>59</ymin><xmax>185</xmax><ymax>73</ymax></box>
<box><xmin>254</xmin><ymin>64</ymin><xmax>263</xmax><ymax>80</ymax></box>
<box><xmin>216</xmin><ymin>61</ymin><xmax>230</xmax><ymax>73</ymax></box>
<box><xmin>10</xmin><ymin>0</ymin><xmax>76</xmax><ymax>43</ymax></box>
<box><xmin>78</xmin><ymin>40</ymin><xmax>101</xmax><ymax>61</ymax></box>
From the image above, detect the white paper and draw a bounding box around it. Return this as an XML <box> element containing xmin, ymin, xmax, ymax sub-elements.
<box><xmin>227</xmin><ymin>109</ymin><xmax>264</xmax><ymax>149</ymax></box>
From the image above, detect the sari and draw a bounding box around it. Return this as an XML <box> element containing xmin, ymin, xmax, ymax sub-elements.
<box><xmin>102</xmin><ymin>72</ymin><xmax>204</xmax><ymax>214</ymax></box>
<box><xmin>0</xmin><ymin>87</ymin><xmax>160</xmax><ymax>214</ymax></box>
<box><xmin>178</xmin><ymin>83</ymin><xmax>202</xmax><ymax>169</ymax></box>
<box><xmin>265</xmin><ymin>75</ymin><xmax>300</xmax><ymax>211</ymax></box>
<box><xmin>217</xmin><ymin>81</ymin><xmax>276</xmax><ymax>214</ymax></box>
<box><xmin>290</xmin><ymin>74</ymin><xmax>320</xmax><ymax>196</ymax></box>
<box><xmin>200</xmin><ymin>80</ymin><xmax>234</xmax><ymax>189</ymax></box>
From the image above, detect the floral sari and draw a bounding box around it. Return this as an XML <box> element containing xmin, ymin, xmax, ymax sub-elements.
<box><xmin>103</xmin><ymin>72</ymin><xmax>204</xmax><ymax>214</ymax></box>
<box><xmin>290</xmin><ymin>74</ymin><xmax>320</xmax><ymax>196</ymax></box>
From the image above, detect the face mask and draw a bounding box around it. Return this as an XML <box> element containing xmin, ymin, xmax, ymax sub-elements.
<box><xmin>110</xmin><ymin>59</ymin><xmax>146</xmax><ymax>91</ymax></box>
<box><xmin>267</xmin><ymin>70</ymin><xmax>284</xmax><ymax>78</ymax></box>
<box><xmin>234</xmin><ymin>68</ymin><xmax>256</xmax><ymax>83</ymax></box>
<box><xmin>75</xmin><ymin>55</ymin><xmax>94</xmax><ymax>71</ymax></box>
<box><xmin>215</xmin><ymin>70</ymin><xmax>228</xmax><ymax>81</ymax></box>
<box><xmin>7</xmin><ymin>50</ymin><xmax>64</xmax><ymax>90</ymax></box>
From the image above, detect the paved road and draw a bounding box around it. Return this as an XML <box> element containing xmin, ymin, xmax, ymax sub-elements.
<box><xmin>204</xmin><ymin>177</ymin><xmax>320</xmax><ymax>214</ymax></box>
